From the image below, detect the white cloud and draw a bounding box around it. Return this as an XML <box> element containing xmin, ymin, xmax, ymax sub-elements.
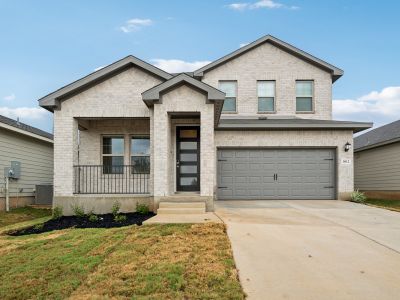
<box><xmin>228</xmin><ymin>3</ymin><xmax>249</xmax><ymax>10</ymax></box>
<box><xmin>151</xmin><ymin>59</ymin><xmax>211</xmax><ymax>73</ymax></box>
<box><xmin>0</xmin><ymin>106</ymin><xmax>48</xmax><ymax>120</ymax></box>
<box><xmin>333</xmin><ymin>86</ymin><xmax>400</xmax><ymax>126</ymax></box>
<box><xmin>94</xmin><ymin>66</ymin><xmax>105</xmax><ymax>71</ymax></box>
<box><xmin>239</xmin><ymin>42</ymin><xmax>249</xmax><ymax>47</ymax></box>
<box><xmin>3</xmin><ymin>93</ymin><xmax>16</xmax><ymax>101</ymax></box>
<box><xmin>252</xmin><ymin>0</ymin><xmax>283</xmax><ymax>9</ymax></box>
<box><xmin>119</xmin><ymin>18</ymin><xmax>153</xmax><ymax>33</ymax></box>
<box><xmin>228</xmin><ymin>0</ymin><xmax>298</xmax><ymax>10</ymax></box>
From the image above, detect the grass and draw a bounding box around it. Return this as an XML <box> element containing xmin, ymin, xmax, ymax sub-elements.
<box><xmin>0</xmin><ymin>207</ymin><xmax>52</xmax><ymax>227</ymax></box>
<box><xmin>364</xmin><ymin>199</ymin><xmax>400</xmax><ymax>211</ymax></box>
<box><xmin>0</xmin><ymin>223</ymin><xmax>245</xmax><ymax>299</ymax></box>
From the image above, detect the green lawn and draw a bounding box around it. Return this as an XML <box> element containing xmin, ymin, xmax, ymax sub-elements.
<box><xmin>0</xmin><ymin>223</ymin><xmax>245</xmax><ymax>299</ymax></box>
<box><xmin>0</xmin><ymin>207</ymin><xmax>52</xmax><ymax>227</ymax></box>
<box><xmin>364</xmin><ymin>199</ymin><xmax>400</xmax><ymax>211</ymax></box>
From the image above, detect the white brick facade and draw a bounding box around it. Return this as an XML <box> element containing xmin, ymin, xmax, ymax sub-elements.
<box><xmin>50</xmin><ymin>40</ymin><xmax>356</xmax><ymax>214</ymax></box>
<box><xmin>202</xmin><ymin>42</ymin><xmax>332</xmax><ymax>119</ymax></box>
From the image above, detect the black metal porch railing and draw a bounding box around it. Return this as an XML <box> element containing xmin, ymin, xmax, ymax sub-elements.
<box><xmin>74</xmin><ymin>165</ymin><xmax>150</xmax><ymax>194</ymax></box>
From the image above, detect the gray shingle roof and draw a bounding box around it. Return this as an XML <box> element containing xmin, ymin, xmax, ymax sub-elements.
<box><xmin>217</xmin><ymin>117</ymin><xmax>372</xmax><ymax>133</ymax></box>
<box><xmin>354</xmin><ymin>119</ymin><xmax>400</xmax><ymax>151</ymax></box>
<box><xmin>0</xmin><ymin>115</ymin><xmax>53</xmax><ymax>140</ymax></box>
<box><xmin>193</xmin><ymin>35</ymin><xmax>343</xmax><ymax>82</ymax></box>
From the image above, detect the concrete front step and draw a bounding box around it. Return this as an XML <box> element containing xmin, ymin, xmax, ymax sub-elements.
<box><xmin>159</xmin><ymin>202</ymin><xmax>206</xmax><ymax>209</ymax></box>
<box><xmin>159</xmin><ymin>195</ymin><xmax>205</xmax><ymax>202</ymax></box>
<box><xmin>157</xmin><ymin>207</ymin><xmax>206</xmax><ymax>215</ymax></box>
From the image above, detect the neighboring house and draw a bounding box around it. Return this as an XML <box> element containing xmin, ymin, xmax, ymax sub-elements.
<box><xmin>354</xmin><ymin>120</ymin><xmax>400</xmax><ymax>200</ymax></box>
<box><xmin>0</xmin><ymin>115</ymin><xmax>53</xmax><ymax>211</ymax></box>
<box><xmin>38</xmin><ymin>34</ymin><xmax>372</xmax><ymax>215</ymax></box>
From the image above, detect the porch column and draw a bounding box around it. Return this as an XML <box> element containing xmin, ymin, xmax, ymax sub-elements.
<box><xmin>53</xmin><ymin>113</ymin><xmax>78</xmax><ymax>197</ymax></box>
<box><xmin>200</xmin><ymin>108</ymin><xmax>215</xmax><ymax>197</ymax></box>
<box><xmin>152</xmin><ymin>106</ymin><xmax>170</xmax><ymax>197</ymax></box>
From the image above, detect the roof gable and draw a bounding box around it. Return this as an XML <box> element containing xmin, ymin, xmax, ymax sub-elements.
<box><xmin>193</xmin><ymin>35</ymin><xmax>343</xmax><ymax>82</ymax></box>
<box><xmin>142</xmin><ymin>73</ymin><xmax>225</xmax><ymax>103</ymax></box>
<box><xmin>39</xmin><ymin>55</ymin><xmax>172</xmax><ymax>112</ymax></box>
<box><xmin>142</xmin><ymin>73</ymin><xmax>225</xmax><ymax>126</ymax></box>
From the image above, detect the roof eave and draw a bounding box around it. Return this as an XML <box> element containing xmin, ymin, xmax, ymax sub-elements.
<box><xmin>354</xmin><ymin>137</ymin><xmax>400</xmax><ymax>152</ymax></box>
<box><xmin>216</xmin><ymin>121</ymin><xmax>373</xmax><ymax>133</ymax></box>
<box><xmin>38</xmin><ymin>55</ymin><xmax>172</xmax><ymax>112</ymax></box>
<box><xmin>193</xmin><ymin>34</ymin><xmax>344</xmax><ymax>83</ymax></box>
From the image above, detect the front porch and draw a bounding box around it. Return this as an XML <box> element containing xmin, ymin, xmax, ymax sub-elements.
<box><xmin>51</xmin><ymin>75</ymin><xmax>224</xmax><ymax>215</ymax></box>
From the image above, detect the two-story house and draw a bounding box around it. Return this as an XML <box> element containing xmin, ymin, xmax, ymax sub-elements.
<box><xmin>39</xmin><ymin>35</ymin><xmax>372</xmax><ymax>215</ymax></box>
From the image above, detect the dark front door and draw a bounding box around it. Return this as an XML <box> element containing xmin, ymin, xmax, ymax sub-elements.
<box><xmin>176</xmin><ymin>126</ymin><xmax>200</xmax><ymax>191</ymax></box>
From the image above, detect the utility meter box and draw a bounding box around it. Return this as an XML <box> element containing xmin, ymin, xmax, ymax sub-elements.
<box><xmin>10</xmin><ymin>161</ymin><xmax>21</xmax><ymax>179</ymax></box>
<box><xmin>4</xmin><ymin>161</ymin><xmax>21</xmax><ymax>179</ymax></box>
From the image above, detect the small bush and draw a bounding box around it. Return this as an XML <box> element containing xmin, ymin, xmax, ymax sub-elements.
<box><xmin>136</xmin><ymin>203</ymin><xmax>149</xmax><ymax>214</ymax></box>
<box><xmin>71</xmin><ymin>204</ymin><xmax>85</xmax><ymax>218</ymax></box>
<box><xmin>114</xmin><ymin>214</ymin><xmax>127</xmax><ymax>223</ymax></box>
<box><xmin>111</xmin><ymin>202</ymin><xmax>121</xmax><ymax>217</ymax></box>
<box><xmin>88</xmin><ymin>213</ymin><xmax>99</xmax><ymax>222</ymax></box>
<box><xmin>33</xmin><ymin>223</ymin><xmax>44</xmax><ymax>230</ymax></box>
<box><xmin>351</xmin><ymin>190</ymin><xmax>366</xmax><ymax>203</ymax></box>
<box><xmin>52</xmin><ymin>206</ymin><xmax>63</xmax><ymax>219</ymax></box>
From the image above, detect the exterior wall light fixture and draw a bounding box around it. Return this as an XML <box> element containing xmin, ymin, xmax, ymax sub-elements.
<box><xmin>344</xmin><ymin>142</ymin><xmax>352</xmax><ymax>152</ymax></box>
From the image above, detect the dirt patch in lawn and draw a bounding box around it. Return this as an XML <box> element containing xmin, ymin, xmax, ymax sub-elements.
<box><xmin>6</xmin><ymin>212</ymin><xmax>155</xmax><ymax>236</ymax></box>
<box><xmin>0</xmin><ymin>223</ymin><xmax>245</xmax><ymax>299</ymax></box>
<box><xmin>70</xmin><ymin>223</ymin><xmax>245</xmax><ymax>299</ymax></box>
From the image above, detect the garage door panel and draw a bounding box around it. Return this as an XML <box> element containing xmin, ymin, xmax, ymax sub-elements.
<box><xmin>218</xmin><ymin>148</ymin><xmax>335</xmax><ymax>200</ymax></box>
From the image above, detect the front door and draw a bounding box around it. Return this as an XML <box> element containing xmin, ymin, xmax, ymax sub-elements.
<box><xmin>176</xmin><ymin>126</ymin><xmax>200</xmax><ymax>191</ymax></box>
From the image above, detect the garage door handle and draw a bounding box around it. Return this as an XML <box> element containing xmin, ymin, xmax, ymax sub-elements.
<box><xmin>324</xmin><ymin>186</ymin><xmax>334</xmax><ymax>188</ymax></box>
<box><xmin>218</xmin><ymin>186</ymin><xmax>227</xmax><ymax>189</ymax></box>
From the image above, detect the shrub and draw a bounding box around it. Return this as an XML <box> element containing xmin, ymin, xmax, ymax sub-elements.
<box><xmin>88</xmin><ymin>213</ymin><xmax>99</xmax><ymax>222</ymax></box>
<box><xmin>87</xmin><ymin>209</ymin><xmax>99</xmax><ymax>222</ymax></box>
<box><xmin>136</xmin><ymin>203</ymin><xmax>149</xmax><ymax>214</ymax></box>
<box><xmin>52</xmin><ymin>206</ymin><xmax>63</xmax><ymax>219</ymax></box>
<box><xmin>111</xmin><ymin>201</ymin><xmax>121</xmax><ymax>217</ymax></box>
<box><xmin>71</xmin><ymin>204</ymin><xmax>85</xmax><ymax>218</ymax></box>
<box><xmin>114</xmin><ymin>214</ymin><xmax>127</xmax><ymax>223</ymax></box>
<box><xmin>351</xmin><ymin>190</ymin><xmax>366</xmax><ymax>203</ymax></box>
<box><xmin>33</xmin><ymin>223</ymin><xmax>44</xmax><ymax>230</ymax></box>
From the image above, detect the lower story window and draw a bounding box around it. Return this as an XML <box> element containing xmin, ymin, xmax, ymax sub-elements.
<box><xmin>131</xmin><ymin>137</ymin><xmax>150</xmax><ymax>173</ymax></box>
<box><xmin>102</xmin><ymin>136</ymin><xmax>124</xmax><ymax>174</ymax></box>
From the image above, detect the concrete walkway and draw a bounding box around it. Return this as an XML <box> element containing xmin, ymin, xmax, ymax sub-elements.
<box><xmin>143</xmin><ymin>212</ymin><xmax>222</xmax><ymax>224</ymax></box>
<box><xmin>215</xmin><ymin>200</ymin><xmax>400</xmax><ymax>300</ymax></box>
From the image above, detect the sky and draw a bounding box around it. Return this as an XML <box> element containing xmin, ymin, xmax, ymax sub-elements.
<box><xmin>0</xmin><ymin>0</ymin><xmax>399</xmax><ymax>133</ymax></box>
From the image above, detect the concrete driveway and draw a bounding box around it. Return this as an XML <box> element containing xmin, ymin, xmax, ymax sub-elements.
<box><xmin>215</xmin><ymin>200</ymin><xmax>400</xmax><ymax>300</ymax></box>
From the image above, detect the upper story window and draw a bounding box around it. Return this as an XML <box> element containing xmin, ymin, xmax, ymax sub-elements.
<box><xmin>219</xmin><ymin>81</ymin><xmax>237</xmax><ymax>112</ymax></box>
<box><xmin>131</xmin><ymin>137</ymin><xmax>150</xmax><ymax>173</ymax></box>
<box><xmin>296</xmin><ymin>80</ymin><xmax>313</xmax><ymax>112</ymax></box>
<box><xmin>102</xmin><ymin>136</ymin><xmax>124</xmax><ymax>174</ymax></box>
<box><xmin>258</xmin><ymin>81</ymin><xmax>275</xmax><ymax>112</ymax></box>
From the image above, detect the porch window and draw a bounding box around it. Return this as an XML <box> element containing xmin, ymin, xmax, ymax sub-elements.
<box><xmin>258</xmin><ymin>81</ymin><xmax>275</xmax><ymax>112</ymax></box>
<box><xmin>131</xmin><ymin>137</ymin><xmax>150</xmax><ymax>173</ymax></box>
<box><xmin>219</xmin><ymin>81</ymin><xmax>237</xmax><ymax>112</ymax></box>
<box><xmin>102</xmin><ymin>136</ymin><xmax>124</xmax><ymax>174</ymax></box>
<box><xmin>296</xmin><ymin>80</ymin><xmax>313</xmax><ymax>112</ymax></box>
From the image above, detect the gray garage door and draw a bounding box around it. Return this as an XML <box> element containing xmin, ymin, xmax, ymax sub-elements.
<box><xmin>217</xmin><ymin>149</ymin><xmax>336</xmax><ymax>200</ymax></box>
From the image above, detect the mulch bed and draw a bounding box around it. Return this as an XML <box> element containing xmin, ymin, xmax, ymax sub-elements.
<box><xmin>7</xmin><ymin>212</ymin><xmax>155</xmax><ymax>236</ymax></box>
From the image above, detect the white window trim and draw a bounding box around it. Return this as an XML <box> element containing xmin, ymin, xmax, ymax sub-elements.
<box><xmin>257</xmin><ymin>80</ymin><xmax>276</xmax><ymax>114</ymax></box>
<box><xmin>219</xmin><ymin>80</ymin><xmax>238</xmax><ymax>114</ymax></box>
<box><xmin>295</xmin><ymin>80</ymin><xmax>315</xmax><ymax>113</ymax></box>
